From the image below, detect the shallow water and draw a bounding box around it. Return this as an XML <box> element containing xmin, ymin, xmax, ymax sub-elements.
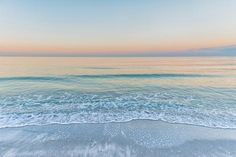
<box><xmin>0</xmin><ymin>57</ymin><xmax>235</xmax><ymax>128</ymax></box>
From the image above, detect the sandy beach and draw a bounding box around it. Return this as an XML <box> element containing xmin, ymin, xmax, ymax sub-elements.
<box><xmin>1</xmin><ymin>0</ymin><xmax>236</xmax><ymax>156</ymax></box>
<box><xmin>1</xmin><ymin>120</ymin><xmax>236</xmax><ymax>157</ymax></box>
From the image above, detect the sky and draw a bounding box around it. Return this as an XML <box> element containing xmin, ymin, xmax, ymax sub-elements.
<box><xmin>0</xmin><ymin>0</ymin><xmax>236</xmax><ymax>56</ymax></box>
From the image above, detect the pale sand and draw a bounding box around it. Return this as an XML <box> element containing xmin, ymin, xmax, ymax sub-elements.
<box><xmin>0</xmin><ymin>120</ymin><xmax>236</xmax><ymax>157</ymax></box>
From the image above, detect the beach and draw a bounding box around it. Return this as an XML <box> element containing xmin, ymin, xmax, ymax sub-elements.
<box><xmin>1</xmin><ymin>1</ymin><xmax>236</xmax><ymax>156</ymax></box>
<box><xmin>1</xmin><ymin>120</ymin><xmax>236</xmax><ymax>157</ymax></box>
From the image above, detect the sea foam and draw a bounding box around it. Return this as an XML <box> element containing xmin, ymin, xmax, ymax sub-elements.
<box><xmin>0</xmin><ymin>86</ymin><xmax>235</xmax><ymax>129</ymax></box>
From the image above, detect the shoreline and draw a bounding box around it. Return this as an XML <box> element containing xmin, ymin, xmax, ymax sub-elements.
<box><xmin>1</xmin><ymin>119</ymin><xmax>236</xmax><ymax>130</ymax></box>
<box><xmin>1</xmin><ymin>119</ymin><xmax>236</xmax><ymax>157</ymax></box>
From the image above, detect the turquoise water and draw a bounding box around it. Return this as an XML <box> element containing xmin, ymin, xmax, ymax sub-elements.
<box><xmin>0</xmin><ymin>57</ymin><xmax>235</xmax><ymax>128</ymax></box>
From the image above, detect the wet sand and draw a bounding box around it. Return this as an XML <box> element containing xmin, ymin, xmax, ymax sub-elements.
<box><xmin>1</xmin><ymin>120</ymin><xmax>236</xmax><ymax>157</ymax></box>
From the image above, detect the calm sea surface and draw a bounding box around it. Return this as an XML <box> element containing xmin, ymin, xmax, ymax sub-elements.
<box><xmin>0</xmin><ymin>57</ymin><xmax>235</xmax><ymax>128</ymax></box>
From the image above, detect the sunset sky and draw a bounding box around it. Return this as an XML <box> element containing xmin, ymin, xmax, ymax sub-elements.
<box><xmin>0</xmin><ymin>0</ymin><xmax>236</xmax><ymax>56</ymax></box>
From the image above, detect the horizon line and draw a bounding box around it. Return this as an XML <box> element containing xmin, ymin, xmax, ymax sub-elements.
<box><xmin>0</xmin><ymin>44</ymin><xmax>235</xmax><ymax>57</ymax></box>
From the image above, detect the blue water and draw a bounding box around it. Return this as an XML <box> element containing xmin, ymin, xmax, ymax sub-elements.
<box><xmin>0</xmin><ymin>57</ymin><xmax>235</xmax><ymax>128</ymax></box>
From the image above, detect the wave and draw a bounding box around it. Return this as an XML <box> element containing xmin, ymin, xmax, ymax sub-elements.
<box><xmin>69</xmin><ymin>73</ymin><xmax>211</xmax><ymax>78</ymax></box>
<box><xmin>1</xmin><ymin>111</ymin><xmax>236</xmax><ymax>129</ymax></box>
<box><xmin>0</xmin><ymin>76</ymin><xmax>66</xmax><ymax>82</ymax></box>
<box><xmin>0</xmin><ymin>88</ymin><xmax>235</xmax><ymax>129</ymax></box>
<box><xmin>0</xmin><ymin>73</ymin><xmax>213</xmax><ymax>82</ymax></box>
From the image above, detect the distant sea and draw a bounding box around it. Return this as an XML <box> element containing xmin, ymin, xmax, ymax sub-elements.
<box><xmin>0</xmin><ymin>57</ymin><xmax>235</xmax><ymax>129</ymax></box>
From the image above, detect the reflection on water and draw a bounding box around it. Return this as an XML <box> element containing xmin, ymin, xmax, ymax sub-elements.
<box><xmin>0</xmin><ymin>57</ymin><xmax>235</xmax><ymax>86</ymax></box>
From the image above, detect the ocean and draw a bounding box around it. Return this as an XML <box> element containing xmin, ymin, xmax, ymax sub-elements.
<box><xmin>0</xmin><ymin>57</ymin><xmax>236</xmax><ymax>157</ymax></box>
<box><xmin>0</xmin><ymin>57</ymin><xmax>235</xmax><ymax>128</ymax></box>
